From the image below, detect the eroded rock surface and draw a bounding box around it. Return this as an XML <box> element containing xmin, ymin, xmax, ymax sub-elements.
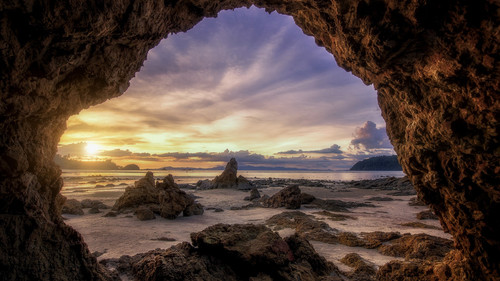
<box><xmin>0</xmin><ymin>0</ymin><xmax>498</xmax><ymax>279</ymax></box>
<box><xmin>196</xmin><ymin>158</ymin><xmax>253</xmax><ymax>190</ymax></box>
<box><xmin>113</xmin><ymin>172</ymin><xmax>203</xmax><ymax>219</ymax></box>
<box><xmin>263</xmin><ymin>185</ymin><xmax>302</xmax><ymax>209</ymax></box>
<box><xmin>103</xmin><ymin>224</ymin><xmax>340</xmax><ymax>281</ymax></box>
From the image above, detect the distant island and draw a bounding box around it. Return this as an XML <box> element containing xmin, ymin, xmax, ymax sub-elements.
<box><xmin>350</xmin><ymin>155</ymin><xmax>402</xmax><ymax>171</ymax></box>
<box><xmin>54</xmin><ymin>155</ymin><xmax>140</xmax><ymax>170</ymax></box>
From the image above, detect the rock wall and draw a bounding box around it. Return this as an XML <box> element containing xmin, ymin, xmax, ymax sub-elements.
<box><xmin>0</xmin><ymin>0</ymin><xmax>498</xmax><ymax>280</ymax></box>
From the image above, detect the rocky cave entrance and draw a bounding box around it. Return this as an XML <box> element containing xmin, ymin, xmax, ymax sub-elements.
<box><xmin>0</xmin><ymin>1</ymin><xmax>497</xmax><ymax>281</ymax></box>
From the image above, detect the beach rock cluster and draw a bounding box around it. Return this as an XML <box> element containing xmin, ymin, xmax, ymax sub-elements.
<box><xmin>196</xmin><ymin>158</ymin><xmax>253</xmax><ymax>190</ymax></box>
<box><xmin>0</xmin><ymin>0</ymin><xmax>497</xmax><ymax>279</ymax></box>
<box><xmin>113</xmin><ymin>172</ymin><xmax>203</xmax><ymax>219</ymax></box>
<box><xmin>61</xmin><ymin>198</ymin><xmax>110</xmax><ymax>215</ymax></box>
<box><xmin>102</xmin><ymin>224</ymin><xmax>340</xmax><ymax>280</ymax></box>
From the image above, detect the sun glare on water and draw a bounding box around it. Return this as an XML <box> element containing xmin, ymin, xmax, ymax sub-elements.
<box><xmin>85</xmin><ymin>142</ymin><xmax>101</xmax><ymax>156</ymax></box>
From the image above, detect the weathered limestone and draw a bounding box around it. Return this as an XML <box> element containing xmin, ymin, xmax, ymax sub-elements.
<box><xmin>0</xmin><ymin>0</ymin><xmax>498</xmax><ymax>280</ymax></box>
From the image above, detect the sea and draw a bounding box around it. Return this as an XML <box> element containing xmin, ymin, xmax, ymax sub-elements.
<box><xmin>61</xmin><ymin>169</ymin><xmax>405</xmax><ymax>194</ymax></box>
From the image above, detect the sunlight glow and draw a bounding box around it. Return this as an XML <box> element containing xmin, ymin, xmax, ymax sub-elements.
<box><xmin>85</xmin><ymin>142</ymin><xmax>101</xmax><ymax>156</ymax></box>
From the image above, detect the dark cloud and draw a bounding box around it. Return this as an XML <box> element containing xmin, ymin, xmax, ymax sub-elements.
<box><xmin>278</xmin><ymin>144</ymin><xmax>343</xmax><ymax>155</ymax></box>
<box><xmin>350</xmin><ymin>121</ymin><xmax>393</xmax><ymax>150</ymax></box>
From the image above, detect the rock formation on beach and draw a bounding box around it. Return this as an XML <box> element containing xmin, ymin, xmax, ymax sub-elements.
<box><xmin>196</xmin><ymin>158</ymin><xmax>253</xmax><ymax>190</ymax></box>
<box><xmin>113</xmin><ymin>172</ymin><xmax>203</xmax><ymax>219</ymax></box>
<box><xmin>0</xmin><ymin>0</ymin><xmax>498</xmax><ymax>280</ymax></box>
<box><xmin>263</xmin><ymin>185</ymin><xmax>302</xmax><ymax>209</ymax></box>
<box><xmin>102</xmin><ymin>224</ymin><xmax>340</xmax><ymax>280</ymax></box>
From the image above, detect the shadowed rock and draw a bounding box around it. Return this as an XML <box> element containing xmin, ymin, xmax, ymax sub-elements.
<box><xmin>113</xmin><ymin>172</ymin><xmax>203</xmax><ymax>219</ymax></box>
<box><xmin>378</xmin><ymin>233</ymin><xmax>453</xmax><ymax>261</ymax></box>
<box><xmin>102</xmin><ymin>224</ymin><xmax>340</xmax><ymax>280</ymax></box>
<box><xmin>244</xmin><ymin>188</ymin><xmax>261</xmax><ymax>201</ymax></box>
<box><xmin>263</xmin><ymin>185</ymin><xmax>302</xmax><ymax>209</ymax></box>
<box><xmin>81</xmin><ymin>199</ymin><xmax>110</xmax><ymax>209</ymax></box>
<box><xmin>196</xmin><ymin>158</ymin><xmax>253</xmax><ymax>190</ymax></box>
<box><xmin>340</xmin><ymin>253</ymin><xmax>376</xmax><ymax>281</ymax></box>
<box><xmin>61</xmin><ymin>198</ymin><xmax>84</xmax><ymax>215</ymax></box>
<box><xmin>417</xmin><ymin>210</ymin><xmax>438</xmax><ymax>220</ymax></box>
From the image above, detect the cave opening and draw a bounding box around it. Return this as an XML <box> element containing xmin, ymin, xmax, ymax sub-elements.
<box><xmin>53</xmin><ymin>7</ymin><xmax>461</xmax><ymax>281</ymax></box>
<box><xmin>0</xmin><ymin>1</ymin><xmax>497</xmax><ymax>280</ymax></box>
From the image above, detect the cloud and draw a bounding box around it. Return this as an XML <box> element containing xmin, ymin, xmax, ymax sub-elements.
<box><xmin>99</xmin><ymin>149</ymin><xmax>151</xmax><ymax>157</ymax></box>
<box><xmin>59</xmin><ymin>7</ymin><xmax>390</xmax><ymax>169</ymax></box>
<box><xmin>277</xmin><ymin>144</ymin><xmax>343</xmax><ymax>155</ymax></box>
<box><xmin>57</xmin><ymin>142</ymin><xmax>87</xmax><ymax>157</ymax></box>
<box><xmin>350</xmin><ymin>121</ymin><xmax>393</xmax><ymax>150</ymax></box>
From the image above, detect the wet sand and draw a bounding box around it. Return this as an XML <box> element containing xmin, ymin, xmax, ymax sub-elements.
<box><xmin>62</xmin><ymin>180</ymin><xmax>450</xmax><ymax>272</ymax></box>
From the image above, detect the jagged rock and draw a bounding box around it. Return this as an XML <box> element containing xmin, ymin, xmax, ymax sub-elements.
<box><xmin>244</xmin><ymin>188</ymin><xmax>261</xmax><ymax>201</ymax></box>
<box><xmin>378</xmin><ymin>234</ymin><xmax>453</xmax><ymax>261</ymax></box>
<box><xmin>103</xmin><ymin>224</ymin><xmax>340</xmax><ymax>281</ymax></box>
<box><xmin>81</xmin><ymin>199</ymin><xmax>109</xmax><ymax>209</ymax></box>
<box><xmin>113</xmin><ymin>172</ymin><xmax>203</xmax><ymax>219</ymax></box>
<box><xmin>377</xmin><ymin>250</ymin><xmax>470</xmax><ymax>281</ymax></box>
<box><xmin>266</xmin><ymin>211</ymin><xmax>338</xmax><ymax>244</ymax></box>
<box><xmin>263</xmin><ymin>185</ymin><xmax>302</xmax><ymax>209</ymax></box>
<box><xmin>62</xmin><ymin>198</ymin><xmax>84</xmax><ymax>215</ymax></box>
<box><xmin>1</xmin><ymin>1</ymin><xmax>498</xmax><ymax>279</ymax></box>
<box><xmin>417</xmin><ymin>210</ymin><xmax>439</xmax><ymax>220</ymax></box>
<box><xmin>340</xmin><ymin>253</ymin><xmax>376</xmax><ymax>281</ymax></box>
<box><xmin>135</xmin><ymin>207</ymin><xmax>156</xmax><ymax>221</ymax></box>
<box><xmin>196</xmin><ymin>158</ymin><xmax>253</xmax><ymax>190</ymax></box>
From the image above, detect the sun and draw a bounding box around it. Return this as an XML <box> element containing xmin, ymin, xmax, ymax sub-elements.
<box><xmin>85</xmin><ymin>142</ymin><xmax>101</xmax><ymax>156</ymax></box>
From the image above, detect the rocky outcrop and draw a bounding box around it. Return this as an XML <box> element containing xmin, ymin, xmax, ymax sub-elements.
<box><xmin>377</xmin><ymin>233</ymin><xmax>453</xmax><ymax>261</ymax></box>
<box><xmin>0</xmin><ymin>0</ymin><xmax>498</xmax><ymax>279</ymax></box>
<box><xmin>196</xmin><ymin>158</ymin><xmax>253</xmax><ymax>190</ymax></box>
<box><xmin>103</xmin><ymin>224</ymin><xmax>340</xmax><ymax>280</ymax></box>
<box><xmin>263</xmin><ymin>185</ymin><xmax>302</xmax><ymax>209</ymax></box>
<box><xmin>340</xmin><ymin>253</ymin><xmax>376</xmax><ymax>281</ymax></box>
<box><xmin>113</xmin><ymin>172</ymin><xmax>203</xmax><ymax>219</ymax></box>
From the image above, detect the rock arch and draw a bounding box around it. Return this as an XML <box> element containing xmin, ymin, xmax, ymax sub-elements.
<box><xmin>0</xmin><ymin>0</ymin><xmax>498</xmax><ymax>280</ymax></box>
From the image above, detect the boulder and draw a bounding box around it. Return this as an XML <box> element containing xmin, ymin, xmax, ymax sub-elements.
<box><xmin>105</xmin><ymin>224</ymin><xmax>340</xmax><ymax>281</ymax></box>
<box><xmin>244</xmin><ymin>188</ymin><xmax>261</xmax><ymax>201</ymax></box>
<box><xmin>183</xmin><ymin>202</ymin><xmax>204</xmax><ymax>217</ymax></box>
<box><xmin>262</xmin><ymin>185</ymin><xmax>301</xmax><ymax>209</ymax></box>
<box><xmin>62</xmin><ymin>198</ymin><xmax>84</xmax><ymax>215</ymax></box>
<box><xmin>81</xmin><ymin>199</ymin><xmax>109</xmax><ymax>209</ymax></box>
<box><xmin>113</xmin><ymin>172</ymin><xmax>203</xmax><ymax>219</ymax></box>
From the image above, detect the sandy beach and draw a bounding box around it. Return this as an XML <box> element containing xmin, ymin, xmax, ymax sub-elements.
<box><xmin>61</xmin><ymin>175</ymin><xmax>450</xmax><ymax>279</ymax></box>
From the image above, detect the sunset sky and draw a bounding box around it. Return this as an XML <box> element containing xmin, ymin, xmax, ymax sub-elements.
<box><xmin>58</xmin><ymin>6</ymin><xmax>395</xmax><ymax>170</ymax></box>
